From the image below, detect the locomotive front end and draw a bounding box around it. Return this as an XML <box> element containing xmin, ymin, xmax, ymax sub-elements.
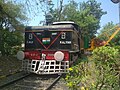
<box><xmin>17</xmin><ymin>21</ymin><xmax>81</xmax><ymax>74</ymax></box>
<box><xmin>17</xmin><ymin>24</ymin><xmax>77</xmax><ymax>74</ymax></box>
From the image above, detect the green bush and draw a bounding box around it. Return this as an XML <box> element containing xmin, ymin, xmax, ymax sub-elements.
<box><xmin>65</xmin><ymin>58</ymin><xmax>95</xmax><ymax>90</ymax></box>
<box><xmin>65</xmin><ymin>46</ymin><xmax>119</xmax><ymax>90</ymax></box>
<box><xmin>92</xmin><ymin>46</ymin><xmax>119</xmax><ymax>90</ymax></box>
<box><xmin>114</xmin><ymin>46</ymin><xmax>120</xmax><ymax>53</ymax></box>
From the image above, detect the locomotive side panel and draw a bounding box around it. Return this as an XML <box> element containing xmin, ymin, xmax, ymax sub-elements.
<box><xmin>71</xmin><ymin>31</ymin><xmax>80</xmax><ymax>51</ymax></box>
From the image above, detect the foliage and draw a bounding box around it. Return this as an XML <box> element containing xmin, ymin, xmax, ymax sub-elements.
<box><xmin>52</xmin><ymin>0</ymin><xmax>106</xmax><ymax>38</ymax></box>
<box><xmin>0</xmin><ymin>0</ymin><xmax>27</xmax><ymax>29</ymax></box>
<box><xmin>10</xmin><ymin>0</ymin><xmax>106</xmax><ymax>38</ymax></box>
<box><xmin>98</xmin><ymin>22</ymin><xmax>120</xmax><ymax>45</ymax></box>
<box><xmin>78</xmin><ymin>0</ymin><xmax>106</xmax><ymax>38</ymax></box>
<box><xmin>98</xmin><ymin>22</ymin><xmax>115</xmax><ymax>41</ymax></box>
<box><xmin>60</xmin><ymin>0</ymin><xmax>78</xmax><ymax>21</ymax></box>
<box><xmin>65</xmin><ymin>46</ymin><xmax>119</xmax><ymax>90</ymax></box>
<box><xmin>92</xmin><ymin>46</ymin><xmax>119</xmax><ymax>89</ymax></box>
<box><xmin>0</xmin><ymin>1</ymin><xmax>26</xmax><ymax>55</ymax></box>
<box><xmin>65</xmin><ymin>58</ymin><xmax>96</xmax><ymax>90</ymax></box>
<box><xmin>0</xmin><ymin>29</ymin><xmax>23</xmax><ymax>55</ymax></box>
<box><xmin>114</xmin><ymin>45</ymin><xmax>120</xmax><ymax>52</ymax></box>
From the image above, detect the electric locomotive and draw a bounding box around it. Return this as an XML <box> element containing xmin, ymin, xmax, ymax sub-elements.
<box><xmin>17</xmin><ymin>21</ymin><xmax>83</xmax><ymax>74</ymax></box>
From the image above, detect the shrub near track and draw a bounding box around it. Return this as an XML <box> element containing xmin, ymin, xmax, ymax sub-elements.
<box><xmin>65</xmin><ymin>57</ymin><xmax>96</xmax><ymax>90</ymax></box>
<box><xmin>92</xmin><ymin>46</ymin><xmax>119</xmax><ymax>90</ymax></box>
<box><xmin>65</xmin><ymin>46</ymin><xmax>120</xmax><ymax>90</ymax></box>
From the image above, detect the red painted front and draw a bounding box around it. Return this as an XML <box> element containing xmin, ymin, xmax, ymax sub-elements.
<box><xmin>25</xmin><ymin>50</ymin><xmax>40</xmax><ymax>60</ymax></box>
<box><xmin>24</xmin><ymin>50</ymin><xmax>69</xmax><ymax>61</ymax></box>
<box><xmin>41</xmin><ymin>50</ymin><xmax>69</xmax><ymax>61</ymax></box>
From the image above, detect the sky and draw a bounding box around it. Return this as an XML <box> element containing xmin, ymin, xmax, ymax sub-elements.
<box><xmin>28</xmin><ymin>0</ymin><xmax>119</xmax><ymax>28</ymax></box>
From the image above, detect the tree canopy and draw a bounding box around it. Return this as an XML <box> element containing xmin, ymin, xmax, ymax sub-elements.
<box><xmin>0</xmin><ymin>0</ymin><xmax>27</xmax><ymax>30</ymax></box>
<box><xmin>0</xmin><ymin>1</ymin><xmax>27</xmax><ymax>55</ymax></box>
<box><xmin>9</xmin><ymin>0</ymin><xmax>106</xmax><ymax>39</ymax></box>
<box><xmin>13</xmin><ymin>0</ymin><xmax>106</xmax><ymax>38</ymax></box>
<box><xmin>98</xmin><ymin>22</ymin><xmax>120</xmax><ymax>45</ymax></box>
<box><xmin>51</xmin><ymin>0</ymin><xmax>106</xmax><ymax>38</ymax></box>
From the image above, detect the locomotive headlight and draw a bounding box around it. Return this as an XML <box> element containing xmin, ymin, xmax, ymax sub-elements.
<box><xmin>54</xmin><ymin>51</ymin><xmax>64</xmax><ymax>61</ymax></box>
<box><xmin>17</xmin><ymin>51</ymin><xmax>25</xmax><ymax>60</ymax></box>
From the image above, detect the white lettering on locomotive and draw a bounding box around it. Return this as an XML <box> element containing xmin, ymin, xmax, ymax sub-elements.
<box><xmin>52</xmin><ymin>32</ymin><xmax>57</xmax><ymax>35</ymax></box>
<box><xmin>26</xmin><ymin>41</ymin><xmax>33</xmax><ymax>44</ymax></box>
<box><xmin>60</xmin><ymin>41</ymin><xmax>71</xmax><ymax>44</ymax></box>
<box><xmin>47</xmin><ymin>54</ymin><xmax>54</xmax><ymax>56</ymax></box>
<box><xmin>61</xmin><ymin>32</ymin><xmax>66</xmax><ymax>39</ymax></box>
<box><xmin>29</xmin><ymin>33</ymin><xmax>33</xmax><ymax>39</ymax></box>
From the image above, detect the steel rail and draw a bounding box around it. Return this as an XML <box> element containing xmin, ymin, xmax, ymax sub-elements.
<box><xmin>0</xmin><ymin>71</ymin><xmax>31</xmax><ymax>88</ymax></box>
<box><xmin>46</xmin><ymin>74</ymin><xmax>62</xmax><ymax>90</ymax></box>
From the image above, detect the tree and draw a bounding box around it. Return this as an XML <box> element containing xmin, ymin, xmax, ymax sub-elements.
<box><xmin>78</xmin><ymin>0</ymin><xmax>106</xmax><ymax>38</ymax></box>
<box><xmin>98</xmin><ymin>22</ymin><xmax>115</xmax><ymax>40</ymax></box>
<box><xmin>98</xmin><ymin>22</ymin><xmax>120</xmax><ymax>45</ymax></box>
<box><xmin>0</xmin><ymin>1</ymin><xmax>27</xmax><ymax>55</ymax></box>
<box><xmin>0</xmin><ymin>0</ymin><xmax>27</xmax><ymax>30</ymax></box>
<box><xmin>51</xmin><ymin>0</ymin><xmax>106</xmax><ymax>38</ymax></box>
<box><xmin>1</xmin><ymin>29</ymin><xmax>23</xmax><ymax>55</ymax></box>
<box><xmin>9</xmin><ymin>0</ymin><xmax>106</xmax><ymax>38</ymax></box>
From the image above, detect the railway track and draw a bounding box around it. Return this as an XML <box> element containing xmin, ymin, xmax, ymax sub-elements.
<box><xmin>1</xmin><ymin>73</ymin><xmax>68</xmax><ymax>90</ymax></box>
<box><xmin>0</xmin><ymin>71</ymin><xmax>31</xmax><ymax>88</ymax></box>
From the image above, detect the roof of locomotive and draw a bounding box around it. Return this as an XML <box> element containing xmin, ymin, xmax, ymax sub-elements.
<box><xmin>25</xmin><ymin>21</ymin><xmax>80</xmax><ymax>30</ymax></box>
<box><xmin>52</xmin><ymin>21</ymin><xmax>75</xmax><ymax>25</ymax></box>
<box><xmin>25</xmin><ymin>24</ymin><xmax>74</xmax><ymax>31</ymax></box>
<box><xmin>52</xmin><ymin>21</ymin><xmax>80</xmax><ymax>29</ymax></box>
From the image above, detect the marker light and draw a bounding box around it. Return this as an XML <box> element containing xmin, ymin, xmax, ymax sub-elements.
<box><xmin>54</xmin><ymin>51</ymin><xmax>64</xmax><ymax>61</ymax></box>
<box><xmin>17</xmin><ymin>51</ymin><xmax>25</xmax><ymax>60</ymax></box>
